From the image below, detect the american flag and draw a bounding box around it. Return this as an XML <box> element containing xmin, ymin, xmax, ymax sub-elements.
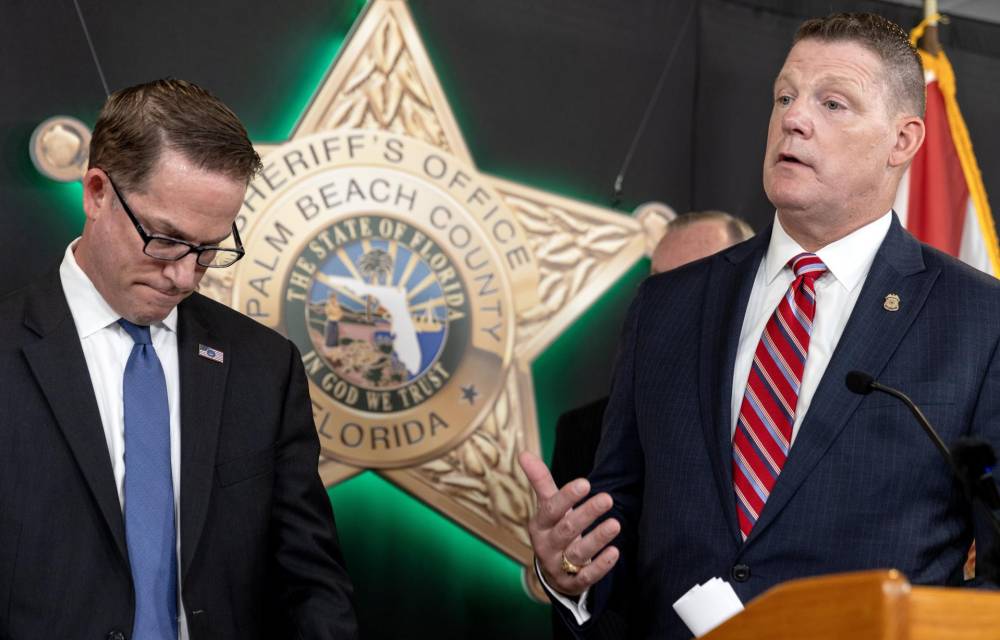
<box><xmin>198</xmin><ymin>344</ymin><xmax>224</xmax><ymax>364</ymax></box>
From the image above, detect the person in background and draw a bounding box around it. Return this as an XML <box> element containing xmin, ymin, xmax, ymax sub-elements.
<box><xmin>651</xmin><ymin>210</ymin><xmax>754</xmax><ymax>274</ymax></box>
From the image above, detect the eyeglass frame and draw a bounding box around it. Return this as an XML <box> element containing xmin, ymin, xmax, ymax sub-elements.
<box><xmin>103</xmin><ymin>171</ymin><xmax>246</xmax><ymax>268</ymax></box>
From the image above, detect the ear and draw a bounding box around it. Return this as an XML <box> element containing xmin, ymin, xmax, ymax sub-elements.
<box><xmin>81</xmin><ymin>167</ymin><xmax>111</xmax><ymax>222</ymax></box>
<box><xmin>888</xmin><ymin>116</ymin><xmax>925</xmax><ymax>168</ymax></box>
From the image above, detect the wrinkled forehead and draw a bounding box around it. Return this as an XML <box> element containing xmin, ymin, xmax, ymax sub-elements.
<box><xmin>774</xmin><ymin>38</ymin><xmax>891</xmax><ymax>105</ymax></box>
<box><xmin>778</xmin><ymin>38</ymin><xmax>886</xmax><ymax>81</ymax></box>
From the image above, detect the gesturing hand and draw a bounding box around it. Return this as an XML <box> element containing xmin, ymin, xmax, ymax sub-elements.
<box><xmin>518</xmin><ymin>451</ymin><xmax>621</xmax><ymax>597</ymax></box>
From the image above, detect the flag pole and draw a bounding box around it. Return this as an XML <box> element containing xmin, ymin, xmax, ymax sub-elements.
<box><xmin>923</xmin><ymin>0</ymin><xmax>942</xmax><ymax>55</ymax></box>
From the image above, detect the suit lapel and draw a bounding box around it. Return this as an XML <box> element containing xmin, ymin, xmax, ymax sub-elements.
<box><xmin>20</xmin><ymin>272</ymin><xmax>128</xmax><ymax>562</ymax></box>
<box><xmin>176</xmin><ymin>297</ymin><xmax>230</xmax><ymax>578</ymax></box>
<box><xmin>745</xmin><ymin>216</ymin><xmax>936</xmax><ymax>543</ymax></box>
<box><xmin>699</xmin><ymin>231</ymin><xmax>770</xmax><ymax>546</ymax></box>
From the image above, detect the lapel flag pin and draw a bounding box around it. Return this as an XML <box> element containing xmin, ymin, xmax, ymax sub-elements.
<box><xmin>883</xmin><ymin>293</ymin><xmax>900</xmax><ymax>312</ymax></box>
<box><xmin>198</xmin><ymin>344</ymin><xmax>224</xmax><ymax>363</ymax></box>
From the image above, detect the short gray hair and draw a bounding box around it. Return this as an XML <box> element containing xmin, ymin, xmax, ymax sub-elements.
<box><xmin>794</xmin><ymin>13</ymin><xmax>925</xmax><ymax>117</ymax></box>
<box><xmin>667</xmin><ymin>210</ymin><xmax>754</xmax><ymax>244</ymax></box>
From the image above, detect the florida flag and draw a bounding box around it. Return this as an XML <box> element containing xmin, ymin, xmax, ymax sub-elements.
<box><xmin>893</xmin><ymin>22</ymin><xmax>1000</xmax><ymax>278</ymax></box>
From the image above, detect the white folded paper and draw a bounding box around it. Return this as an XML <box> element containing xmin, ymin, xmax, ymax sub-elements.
<box><xmin>671</xmin><ymin>577</ymin><xmax>745</xmax><ymax>637</ymax></box>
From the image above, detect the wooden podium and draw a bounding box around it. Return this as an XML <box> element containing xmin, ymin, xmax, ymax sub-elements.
<box><xmin>701</xmin><ymin>570</ymin><xmax>1000</xmax><ymax>640</ymax></box>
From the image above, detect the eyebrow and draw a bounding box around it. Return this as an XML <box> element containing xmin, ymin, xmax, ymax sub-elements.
<box><xmin>774</xmin><ymin>72</ymin><xmax>864</xmax><ymax>94</ymax></box>
<box><xmin>145</xmin><ymin>214</ymin><xmax>232</xmax><ymax>246</ymax></box>
<box><xmin>818</xmin><ymin>75</ymin><xmax>864</xmax><ymax>94</ymax></box>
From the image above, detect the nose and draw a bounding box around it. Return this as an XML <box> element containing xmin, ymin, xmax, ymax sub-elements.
<box><xmin>781</xmin><ymin>99</ymin><xmax>813</xmax><ymax>139</ymax></box>
<box><xmin>163</xmin><ymin>252</ymin><xmax>203</xmax><ymax>292</ymax></box>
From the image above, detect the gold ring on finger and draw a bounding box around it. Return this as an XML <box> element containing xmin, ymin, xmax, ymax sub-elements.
<box><xmin>560</xmin><ymin>551</ymin><xmax>588</xmax><ymax>576</ymax></box>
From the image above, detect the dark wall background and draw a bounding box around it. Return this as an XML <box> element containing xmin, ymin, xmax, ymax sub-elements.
<box><xmin>2</xmin><ymin>1</ymin><xmax>998</xmax><ymax>638</ymax></box>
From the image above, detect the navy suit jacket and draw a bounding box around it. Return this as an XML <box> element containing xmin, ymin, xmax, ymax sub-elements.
<box><xmin>568</xmin><ymin>216</ymin><xmax>1000</xmax><ymax>639</ymax></box>
<box><xmin>0</xmin><ymin>271</ymin><xmax>358</xmax><ymax>639</ymax></box>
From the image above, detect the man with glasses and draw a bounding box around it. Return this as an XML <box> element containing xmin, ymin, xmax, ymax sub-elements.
<box><xmin>106</xmin><ymin>174</ymin><xmax>246</xmax><ymax>269</ymax></box>
<box><xmin>0</xmin><ymin>79</ymin><xmax>358</xmax><ymax>639</ymax></box>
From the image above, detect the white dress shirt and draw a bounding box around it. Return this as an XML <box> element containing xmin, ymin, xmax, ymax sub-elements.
<box><xmin>730</xmin><ymin>211</ymin><xmax>891</xmax><ymax>440</ymax></box>
<box><xmin>543</xmin><ymin>211</ymin><xmax>893</xmax><ymax>624</ymax></box>
<box><xmin>59</xmin><ymin>240</ymin><xmax>189</xmax><ymax>639</ymax></box>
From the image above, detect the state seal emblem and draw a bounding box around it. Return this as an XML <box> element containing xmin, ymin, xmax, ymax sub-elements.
<box><xmin>230</xmin><ymin>131</ymin><xmax>529</xmax><ymax>470</ymax></box>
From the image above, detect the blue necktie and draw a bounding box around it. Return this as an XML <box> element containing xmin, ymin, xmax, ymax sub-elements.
<box><xmin>119</xmin><ymin>319</ymin><xmax>178</xmax><ymax>640</ymax></box>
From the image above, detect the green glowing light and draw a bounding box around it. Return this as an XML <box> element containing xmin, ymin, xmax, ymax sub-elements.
<box><xmin>249</xmin><ymin>0</ymin><xmax>366</xmax><ymax>141</ymax></box>
<box><xmin>50</xmin><ymin>181</ymin><xmax>85</xmax><ymax>230</ymax></box>
<box><xmin>28</xmin><ymin>172</ymin><xmax>86</xmax><ymax>233</ymax></box>
<box><xmin>328</xmin><ymin>471</ymin><xmax>549</xmax><ymax>635</ymax></box>
<box><xmin>330</xmin><ymin>472</ymin><xmax>527</xmax><ymax>585</ymax></box>
<box><xmin>253</xmin><ymin>33</ymin><xmax>348</xmax><ymax>142</ymax></box>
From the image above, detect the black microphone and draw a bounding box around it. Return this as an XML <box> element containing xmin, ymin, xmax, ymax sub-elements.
<box><xmin>952</xmin><ymin>439</ymin><xmax>1000</xmax><ymax>583</ymax></box>
<box><xmin>844</xmin><ymin>371</ymin><xmax>953</xmax><ymax>469</ymax></box>
<box><xmin>846</xmin><ymin>371</ymin><xmax>1000</xmax><ymax>582</ymax></box>
<box><xmin>952</xmin><ymin>438</ymin><xmax>1000</xmax><ymax>510</ymax></box>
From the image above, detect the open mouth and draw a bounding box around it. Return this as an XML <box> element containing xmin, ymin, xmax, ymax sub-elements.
<box><xmin>777</xmin><ymin>152</ymin><xmax>809</xmax><ymax>167</ymax></box>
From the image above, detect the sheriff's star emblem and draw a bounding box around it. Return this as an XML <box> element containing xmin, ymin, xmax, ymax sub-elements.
<box><xmin>192</xmin><ymin>0</ymin><xmax>650</xmax><ymax>595</ymax></box>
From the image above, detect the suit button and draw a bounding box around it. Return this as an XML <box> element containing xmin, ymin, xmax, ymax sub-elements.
<box><xmin>106</xmin><ymin>631</ymin><xmax>126</xmax><ymax>640</ymax></box>
<box><xmin>731</xmin><ymin>563</ymin><xmax>751</xmax><ymax>582</ymax></box>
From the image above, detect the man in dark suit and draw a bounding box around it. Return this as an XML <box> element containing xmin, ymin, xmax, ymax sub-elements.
<box><xmin>548</xmin><ymin>211</ymin><xmax>754</xmax><ymax>639</ymax></box>
<box><xmin>521</xmin><ymin>13</ymin><xmax>1000</xmax><ymax>639</ymax></box>
<box><xmin>550</xmin><ymin>210</ymin><xmax>757</xmax><ymax>491</ymax></box>
<box><xmin>0</xmin><ymin>79</ymin><xmax>357</xmax><ymax>639</ymax></box>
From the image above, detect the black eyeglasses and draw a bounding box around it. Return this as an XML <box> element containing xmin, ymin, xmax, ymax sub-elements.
<box><xmin>105</xmin><ymin>173</ymin><xmax>245</xmax><ymax>268</ymax></box>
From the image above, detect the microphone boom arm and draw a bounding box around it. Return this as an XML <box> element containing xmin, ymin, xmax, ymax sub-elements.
<box><xmin>870</xmin><ymin>381</ymin><xmax>955</xmax><ymax>471</ymax></box>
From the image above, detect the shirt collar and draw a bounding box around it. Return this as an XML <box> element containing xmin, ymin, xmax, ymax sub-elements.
<box><xmin>764</xmin><ymin>211</ymin><xmax>893</xmax><ymax>292</ymax></box>
<box><xmin>58</xmin><ymin>239</ymin><xmax>178</xmax><ymax>338</ymax></box>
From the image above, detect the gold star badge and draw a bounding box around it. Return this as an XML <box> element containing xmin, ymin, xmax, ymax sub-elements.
<box><xmin>193</xmin><ymin>0</ymin><xmax>651</xmax><ymax>595</ymax></box>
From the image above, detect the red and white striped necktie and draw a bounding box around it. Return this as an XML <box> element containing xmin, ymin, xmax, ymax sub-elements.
<box><xmin>732</xmin><ymin>252</ymin><xmax>827</xmax><ymax>540</ymax></box>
